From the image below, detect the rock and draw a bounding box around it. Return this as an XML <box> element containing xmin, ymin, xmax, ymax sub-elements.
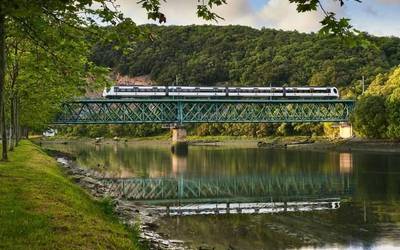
<box><xmin>70</xmin><ymin>175</ymin><xmax>85</xmax><ymax>182</ymax></box>
<box><xmin>169</xmin><ymin>239</ymin><xmax>185</xmax><ymax>244</ymax></box>
<box><xmin>81</xmin><ymin>176</ymin><xmax>103</xmax><ymax>186</ymax></box>
<box><xmin>198</xmin><ymin>244</ymin><xmax>214</xmax><ymax>250</ymax></box>
<box><xmin>144</xmin><ymin>222</ymin><xmax>159</xmax><ymax>230</ymax></box>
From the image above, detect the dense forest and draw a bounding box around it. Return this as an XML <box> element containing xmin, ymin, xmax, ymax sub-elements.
<box><xmin>92</xmin><ymin>25</ymin><xmax>400</xmax><ymax>97</ymax></box>
<box><xmin>60</xmin><ymin>24</ymin><xmax>400</xmax><ymax>139</ymax></box>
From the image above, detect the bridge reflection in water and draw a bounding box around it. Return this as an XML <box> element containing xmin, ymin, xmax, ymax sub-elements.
<box><xmin>101</xmin><ymin>149</ymin><xmax>353</xmax><ymax>217</ymax></box>
<box><xmin>102</xmin><ymin>171</ymin><xmax>352</xmax><ymax>203</ymax></box>
<box><xmin>161</xmin><ymin>199</ymin><xmax>341</xmax><ymax>216</ymax></box>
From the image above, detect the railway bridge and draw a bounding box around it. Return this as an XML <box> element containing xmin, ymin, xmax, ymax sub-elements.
<box><xmin>54</xmin><ymin>98</ymin><xmax>355</xmax><ymax>141</ymax></box>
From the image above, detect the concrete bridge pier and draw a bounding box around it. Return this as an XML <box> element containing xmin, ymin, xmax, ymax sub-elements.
<box><xmin>171</xmin><ymin>127</ymin><xmax>187</xmax><ymax>143</ymax></box>
<box><xmin>339</xmin><ymin>122</ymin><xmax>353</xmax><ymax>139</ymax></box>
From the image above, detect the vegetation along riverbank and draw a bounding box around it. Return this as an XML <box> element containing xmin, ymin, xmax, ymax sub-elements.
<box><xmin>0</xmin><ymin>141</ymin><xmax>144</xmax><ymax>249</ymax></box>
<box><xmin>39</xmin><ymin>135</ymin><xmax>400</xmax><ymax>153</ymax></box>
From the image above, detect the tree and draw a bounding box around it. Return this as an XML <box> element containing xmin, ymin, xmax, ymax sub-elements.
<box><xmin>386</xmin><ymin>93</ymin><xmax>400</xmax><ymax>138</ymax></box>
<box><xmin>352</xmin><ymin>95</ymin><xmax>388</xmax><ymax>138</ymax></box>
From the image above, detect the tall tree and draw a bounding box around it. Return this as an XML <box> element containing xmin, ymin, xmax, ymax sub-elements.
<box><xmin>0</xmin><ymin>14</ymin><xmax>6</xmax><ymax>160</ymax></box>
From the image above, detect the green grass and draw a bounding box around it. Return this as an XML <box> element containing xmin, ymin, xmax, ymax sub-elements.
<box><xmin>0</xmin><ymin>141</ymin><xmax>142</xmax><ymax>250</ymax></box>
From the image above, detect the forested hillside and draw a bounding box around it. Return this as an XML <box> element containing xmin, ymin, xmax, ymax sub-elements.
<box><xmin>92</xmin><ymin>25</ymin><xmax>400</xmax><ymax>97</ymax></box>
<box><xmin>69</xmin><ymin>24</ymin><xmax>400</xmax><ymax>139</ymax></box>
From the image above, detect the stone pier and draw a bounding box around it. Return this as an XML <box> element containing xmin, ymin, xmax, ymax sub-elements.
<box><xmin>171</xmin><ymin>127</ymin><xmax>187</xmax><ymax>143</ymax></box>
<box><xmin>339</xmin><ymin>122</ymin><xmax>353</xmax><ymax>139</ymax></box>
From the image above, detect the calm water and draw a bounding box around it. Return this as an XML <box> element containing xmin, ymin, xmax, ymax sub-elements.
<box><xmin>42</xmin><ymin>141</ymin><xmax>400</xmax><ymax>249</ymax></box>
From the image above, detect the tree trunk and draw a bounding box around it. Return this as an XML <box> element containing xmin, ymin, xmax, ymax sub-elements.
<box><xmin>15</xmin><ymin>97</ymin><xmax>19</xmax><ymax>146</ymax></box>
<box><xmin>0</xmin><ymin>14</ymin><xmax>7</xmax><ymax>161</ymax></box>
<box><xmin>13</xmin><ymin>96</ymin><xmax>18</xmax><ymax>146</ymax></box>
<box><xmin>9</xmin><ymin>95</ymin><xmax>14</xmax><ymax>151</ymax></box>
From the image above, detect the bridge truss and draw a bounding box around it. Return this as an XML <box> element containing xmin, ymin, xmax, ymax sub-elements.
<box><xmin>102</xmin><ymin>174</ymin><xmax>352</xmax><ymax>202</ymax></box>
<box><xmin>55</xmin><ymin>99</ymin><xmax>355</xmax><ymax>124</ymax></box>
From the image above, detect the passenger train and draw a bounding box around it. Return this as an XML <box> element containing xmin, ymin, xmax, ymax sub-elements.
<box><xmin>102</xmin><ymin>86</ymin><xmax>339</xmax><ymax>99</ymax></box>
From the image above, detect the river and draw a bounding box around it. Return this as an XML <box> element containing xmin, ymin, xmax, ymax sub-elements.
<box><xmin>41</xmin><ymin>140</ymin><xmax>400</xmax><ymax>249</ymax></box>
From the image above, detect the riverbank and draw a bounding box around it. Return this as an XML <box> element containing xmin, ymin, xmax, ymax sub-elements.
<box><xmin>40</xmin><ymin>135</ymin><xmax>400</xmax><ymax>152</ymax></box>
<box><xmin>0</xmin><ymin>141</ymin><xmax>143</xmax><ymax>249</ymax></box>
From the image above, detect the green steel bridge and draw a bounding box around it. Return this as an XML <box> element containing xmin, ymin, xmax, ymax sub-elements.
<box><xmin>54</xmin><ymin>98</ymin><xmax>355</xmax><ymax>124</ymax></box>
<box><xmin>102</xmin><ymin>174</ymin><xmax>353</xmax><ymax>203</ymax></box>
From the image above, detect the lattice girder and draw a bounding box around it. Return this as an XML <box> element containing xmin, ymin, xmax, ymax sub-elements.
<box><xmin>55</xmin><ymin>99</ymin><xmax>355</xmax><ymax>124</ymax></box>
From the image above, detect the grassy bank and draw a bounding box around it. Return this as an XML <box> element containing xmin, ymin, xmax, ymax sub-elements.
<box><xmin>0</xmin><ymin>141</ymin><xmax>142</xmax><ymax>249</ymax></box>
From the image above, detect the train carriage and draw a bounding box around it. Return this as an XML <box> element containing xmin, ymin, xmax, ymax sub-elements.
<box><xmin>103</xmin><ymin>85</ymin><xmax>339</xmax><ymax>99</ymax></box>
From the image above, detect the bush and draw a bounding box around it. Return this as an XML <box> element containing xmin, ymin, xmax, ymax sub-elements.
<box><xmin>352</xmin><ymin>95</ymin><xmax>388</xmax><ymax>138</ymax></box>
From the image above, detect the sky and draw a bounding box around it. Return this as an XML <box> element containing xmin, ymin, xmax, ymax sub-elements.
<box><xmin>115</xmin><ymin>0</ymin><xmax>400</xmax><ymax>37</ymax></box>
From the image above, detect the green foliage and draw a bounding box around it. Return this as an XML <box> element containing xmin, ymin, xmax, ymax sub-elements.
<box><xmin>92</xmin><ymin>25</ymin><xmax>400</xmax><ymax>91</ymax></box>
<box><xmin>58</xmin><ymin>123</ymin><xmax>326</xmax><ymax>138</ymax></box>
<box><xmin>351</xmin><ymin>66</ymin><xmax>400</xmax><ymax>138</ymax></box>
<box><xmin>386</xmin><ymin>95</ymin><xmax>400</xmax><ymax>138</ymax></box>
<box><xmin>59</xmin><ymin>124</ymin><xmax>165</xmax><ymax>138</ymax></box>
<box><xmin>352</xmin><ymin>95</ymin><xmax>388</xmax><ymax>138</ymax></box>
<box><xmin>323</xmin><ymin>123</ymin><xmax>339</xmax><ymax>138</ymax></box>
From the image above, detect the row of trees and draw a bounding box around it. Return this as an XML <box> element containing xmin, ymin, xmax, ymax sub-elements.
<box><xmin>0</xmin><ymin>1</ymin><xmax>121</xmax><ymax>161</ymax></box>
<box><xmin>58</xmin><ymin>122</ymin><xmax>341</xmax><ymax>138</ymax></box>
<box><xmin>0</xmin><ymin>0</ymin><xmax>237</xmax><ymax>161</ymax></box>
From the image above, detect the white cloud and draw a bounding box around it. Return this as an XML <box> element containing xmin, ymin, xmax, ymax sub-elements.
<box><xmin>115</xmin><ymin>0</ymin><xmax>399</xmax><ymax>37</ymax></box>
<box><xmin>116</xmin><ymin>0</ymin><xmax>332</xmax><ymax>32</ymax></box>
<box><xmin>256</xmin><ymin>0</ymin><xmax>322</xmax><ymax>32</ymax></box>
<box><xmin>116</xmin><ymin>0</ymin><xmax>256</xmax><ymax>26</ymax></box>
<box><xmin>376</xmin><ymin>0</ymin><xmax>400</xmax><ymax>4</ymax></box>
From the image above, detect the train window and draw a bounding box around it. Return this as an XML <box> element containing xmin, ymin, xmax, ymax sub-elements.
<box><xmin>285</xmin><ymin>89</ymin><xmax>294</xmax><ymax>93</ymax></box>
<box><xmin>333</xmin><ymin>88</ymin><xmax>338</xmax><ymax>94</ymax></box>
